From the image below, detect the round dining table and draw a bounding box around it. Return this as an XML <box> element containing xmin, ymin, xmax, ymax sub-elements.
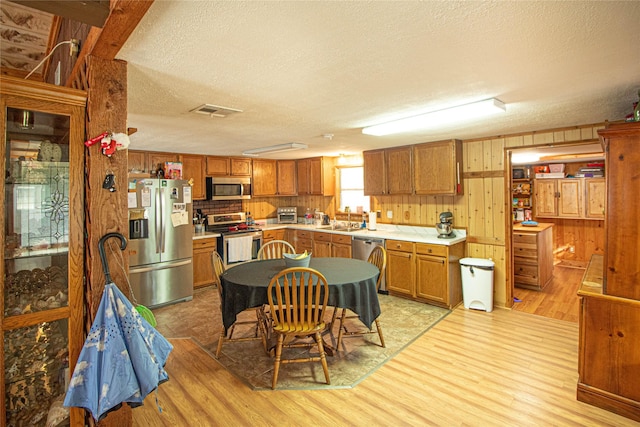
<box><xmin>220</xmin><ymin>257</ymin><xmax>381</xmax><ymax>332</ymax></box>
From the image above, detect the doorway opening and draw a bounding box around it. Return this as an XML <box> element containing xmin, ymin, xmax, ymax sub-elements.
<box><xmin>505</xmin><ymin>141</ymin><xmax>605</xmax><ymax>322</ymax></box>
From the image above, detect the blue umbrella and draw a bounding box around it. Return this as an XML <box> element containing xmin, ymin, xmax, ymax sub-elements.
<box><xmin>64</xmin><ymin>233</ymin><xmax>173</xmax><ymax>421</ymax></box>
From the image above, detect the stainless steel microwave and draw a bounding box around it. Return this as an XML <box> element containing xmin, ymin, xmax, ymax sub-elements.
<box><xmin>206</xmin><ymin>177</ymin><xmax>251</xmax><ymax>200</ymax></box>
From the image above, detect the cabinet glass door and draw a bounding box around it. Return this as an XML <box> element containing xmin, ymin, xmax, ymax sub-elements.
<box><xmin>4</xmin><ymin>107</ymin><xmax>72</xmax><ymax>425</ymax></box>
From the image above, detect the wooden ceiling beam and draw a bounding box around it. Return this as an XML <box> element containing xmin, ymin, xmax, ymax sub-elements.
<box><xmin>91</xmin><ymin>0</ymin><xmax>155</xmax><ymax>60</ymax></box>
<box><xmin>9</xmin><ymin>0</ymin><xmax>110</xmax><ymax>28</ymax></box>
<box><xmin>66</xmin><ymin>0</ymin><xmax>154</xmax><ymax>87</ymax></box>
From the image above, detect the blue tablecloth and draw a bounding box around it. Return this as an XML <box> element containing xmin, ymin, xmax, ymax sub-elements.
<box><xmin>221</xmin><ymin>258</ymin><xmax>381</xmax><ymax>330</ymax></box>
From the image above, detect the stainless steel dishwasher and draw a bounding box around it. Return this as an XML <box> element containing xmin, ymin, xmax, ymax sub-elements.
<box><xmin>352</xmin><ymin>236</ymin><xmax>387</xmax><ymax>294</ymax></box>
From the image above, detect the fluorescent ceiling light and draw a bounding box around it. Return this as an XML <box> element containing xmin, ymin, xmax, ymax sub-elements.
<box><xmin>242</xmin><ymin>142</ymin><xmax>308</xmax><ymax>157</ymax></box>
<box><xmin>362</xmin><ymin>98</ymin><xmax>506</xmax><ymax>136</ymax></box>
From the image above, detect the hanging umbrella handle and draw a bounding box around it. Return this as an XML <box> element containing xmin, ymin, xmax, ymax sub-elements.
<box><xmin>98</xmin><ymin>232</ymin><xmax>127</xmax><ymax>283</ymax></box>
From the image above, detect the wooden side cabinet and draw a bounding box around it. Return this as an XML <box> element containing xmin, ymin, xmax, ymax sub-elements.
<box><xmin>297</xmin><ymin>157</ymin><xmax>335</xmax><ymax>196</ymax></box>
<box><xmin>193</xmin><ymin>237</ymin><xmax>218</xmax><ymax>288</ymax></box>
<box><xmin>585</xmin><ymin>178</ymin><xmax>605</xmax><ymax>219</ymax></box>
<box><xmin>512</xmin><ymin>223</ymin><xmax>554</xmax><ymax>290</ymax></box>
<box><xmin>363</xmin><ymin>149</ymin><xmax>386</xmax><ymax>195</ymax></box>
<box><xmin>385</xmin><ymin>146</ymin><xmax>413</xmax><ymax>195</ymax></box>
<box><xmin>252</xmin><ymin>159</ymin><xmax>277</xmax><ymax>196</ymax></box>
<box><xmin>277</xmin><ymin>160</ymin><xmax>297</xmax><ymax>196</ymax></box>
<box><xmin>577</xmin><ymin>255</ymin><xmax>640</xmax><ymax>422</ymax></box>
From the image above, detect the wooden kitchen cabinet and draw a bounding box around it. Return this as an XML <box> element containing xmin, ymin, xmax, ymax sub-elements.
<box><xmin>148</xmin><ymin>152</ymin><xmax>180</xmax><ymax>176</ymax></box>
<box><xmin>331</xmin><ymin>234</ymin><xmax>352</xmax><ymax>258</ymax></box>
<box><xmin>585</xmin><ymin>178</ymin><xmax>605</xmax><ymax>219</ymax></box>
<box><xmin>363</xmin><ymin>149</ymin><xmax>386</xmax><ymax>195</ymax></box>
<box><xmin>311</xmin><ymin>232</ymin><xmax>352</xmax><ymax>258</ymax></box>
<box><xmin>512</xmin><ymin>223</ymin><xmax>554</xmax><ymax>290</ymax></box>
<box><xmin>128</xmin><ymin>150</ymin><xmax>149</xmax><ymax>174</ymax></box>
<box><xmin>252</xmin><ymin>159</ymin><xmax>277</xmax><ymax>196</ymax></box>
<box><xmin>277</xmin><ymin>160</ymin><xmax>297</xmax><ymax>195</ymax></box>
<box><xmin>192</xmin><ymin>237</ymin><xmax>218</xmax><ymax>288</ymax></box>
<box><xmin>262</xmin><ymin>229</ymin><xmax>286</xmax><ymax>244</ymax></box>
<box><xmin>386</xmin><ymin>240</ymin><xmax>415</xmax><ymax>297</ymax></box>
<box><xmin>312</xmin><ymin>232</ymin><xmax>332</xmax><ymax>258</ymax></box>
<box><xmin>534</xmin><ymin>178</ymin><xmax>582</xmax><ymax>218</ymax></box>
<box><xmin>294</xmin><ymin>230</ymin><xmax>313</xmax><ymax>254</ymax></box>
<box><xmin>415</xmin><ymin>242</ymin><xmax>464</xmax><ymax>307</ymax></box>
<box><xmin>206</xmin><ymin>156</ymin><xmax>252</xmax><ymax>176</ymax></box>
<box><xmin>413</xmin><ymin>139</ymin><xmax>463</xmax><ymax>196</ymax></box>
<box><xmin>386</xmin><ymin>146</ymin><xmax>413</xmax><ymax>195</ymax></box>
<box><xmin>181</xmin><ymin>154</ymin><xmax>206</xmax><ymax>200</ymax></box>
<box><xmin>297</xmin><ymin>157</ymin><xmax>335</xmax><ymax>196</ymax></box>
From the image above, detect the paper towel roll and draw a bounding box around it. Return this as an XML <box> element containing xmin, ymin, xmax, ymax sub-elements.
<box><xmin>368</xmin><ymin>211</ymin><xmax>377</xmax><ymax>230</ymax></box>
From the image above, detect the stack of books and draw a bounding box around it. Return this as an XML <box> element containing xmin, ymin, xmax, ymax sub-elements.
<box><xmin>575</xmin><ymin>163</ymin><xmax>604</xmax><ymax>178</ymax></box>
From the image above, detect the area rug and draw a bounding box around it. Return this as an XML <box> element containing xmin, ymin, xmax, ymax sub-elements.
<box><xmin>152</xmin><ymin>287</ymin><xmax>450</xmax><ymax>391</ymax></box>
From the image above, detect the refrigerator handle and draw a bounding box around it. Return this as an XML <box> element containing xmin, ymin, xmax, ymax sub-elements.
<box><xmin>155</xmin><ymin>187</ymin><xmax>162</xmax><ymax>254</ymax></box>
<box><xmin>159</xmin><ymin>187</ymin><xmax>166</xmax><ymax>253</ymax></box>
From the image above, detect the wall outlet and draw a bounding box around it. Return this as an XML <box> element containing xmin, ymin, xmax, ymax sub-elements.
<box><xmin>386</xmin><ymin>210</ymin><xmax>393</xmax><ymax>219</ymax></box>
<box><xmin>376</xmin><ymin>210</ymin><xmax>381</xmax><ymax>218</ymax></box>
<box><xmin>569</xmin><ymin>246</ymin><xmax>575</xmax><ymax>253</ymax></box>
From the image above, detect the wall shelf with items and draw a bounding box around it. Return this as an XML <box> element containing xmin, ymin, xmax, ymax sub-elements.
<box><xmin>512</xmin><ymin>178</ymin><xmax>533</xmax><ymax>222</ymax></box>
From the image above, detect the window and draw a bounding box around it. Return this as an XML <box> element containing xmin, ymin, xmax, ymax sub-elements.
<box><xmin>338</xmin><ymin>166</ymin><xmax>370</xmax><ymax>213</ymax></box>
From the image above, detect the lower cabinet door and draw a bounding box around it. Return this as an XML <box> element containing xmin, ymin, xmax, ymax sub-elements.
<box><xmin>387</xmin><ymin>250</ymin><xmax>414</xmax><ymax>296</ymax></box>
<box><xmin>416</xmin><ymin>254</ymin><xmax>447</xmax><ymax>303</ymax></box>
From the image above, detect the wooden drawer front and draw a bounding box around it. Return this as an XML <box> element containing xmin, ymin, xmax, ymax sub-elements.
<box><xmin>193</xmin><ymin>238</ymin><xmax>217</xmax><ymax>250</ymax></box>
<box><xmin>297</xmin><ymin>230</ymin><xmax>313</xmax><ymax>239</ymax></box>
<box><xmin>513</xmin><ymin>233</ymin><xmax>537</xmax><ymax>245</ymax></box>
<box><xmin>514</xmin><ymin>263</ymin><xmax>539</xmax><ymax>281</ymax></box>
<box><xmin>513</xmin><ymin>244</ymin><xmax>537</xmax><ymax>259</ymax></box>
<box><xmin>387</xmin><ymin>239</ymin><xmax>414</xmax><ymax>253</ymax></box>
<box><xmin>415</xmin><ymin>243</ymin><xmax>447</xmax><ymax>257</ymax></box>
<box><xmin>262</xmin><ymin>229</ymin><xmax>279</xmax><ymax>240</ymax></box>
<box><xmin>313</xmin><ymin>232</ymin><xmax>332</xmax><ymax>242</ymax></box>
<box><xmin>513</xmin><ymin>255</ymin><xmax>538</xmax><ymax>266</ymax></box>
<box><xmin>332</xmin><ymin>234</ymin><xmax>352</xmax><ymax>245</ymax></box>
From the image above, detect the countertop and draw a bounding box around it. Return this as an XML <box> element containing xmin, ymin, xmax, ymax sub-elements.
<box><xmin>259</xmin><ymin>222</ymin><xmax>467</xmax><ymax>246</ymax></box>
<box><xmin>192</xmin><ymin>222</ymin><xmax>467</xmax><ymax>245</ymax></box>
<box><xmin>513</xmin><ymin>222</ymin><xmax>554</xmax><ymax>233</ymax></box>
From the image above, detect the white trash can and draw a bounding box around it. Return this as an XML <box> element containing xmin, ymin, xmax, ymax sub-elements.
<box><xmin>459</xmin><ymin>258</ymin><xmax>495</xmax><ymax>312</ymax></box>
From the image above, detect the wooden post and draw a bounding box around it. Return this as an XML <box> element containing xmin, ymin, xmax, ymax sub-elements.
<box><xmin>84</xmin><ymin>54</ymin><xmax>132</xmax><ymax>426</ymax></box>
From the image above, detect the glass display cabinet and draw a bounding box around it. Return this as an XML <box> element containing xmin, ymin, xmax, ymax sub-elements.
<box><xmin>1</xmin><ymin>76</ymin><xmax>86</xmax><ymax>426</ymax></box>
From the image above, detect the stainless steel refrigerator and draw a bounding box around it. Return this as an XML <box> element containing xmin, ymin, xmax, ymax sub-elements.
<box><xmin>128</xmin><ymin>178</ymin><xmax>193</xmax><ymax>308</ymax></box>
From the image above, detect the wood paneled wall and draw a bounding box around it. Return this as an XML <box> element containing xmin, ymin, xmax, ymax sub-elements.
<box><xmin>245</xmin><ymin>195</ymin><xmax>336</xmax><ymax>221</ymax></box>
<box><xmin>371</xmin><ymin>123</ymin><xmax>606</xmax><ymax>308</ymax></box>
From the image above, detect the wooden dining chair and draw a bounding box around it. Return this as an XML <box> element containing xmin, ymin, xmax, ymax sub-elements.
<box><xmin>335</xmin><ymin>245</ymin><xmax>386</xmax><ymax>349</ymax></box>
<box><xmin>213</xmin><ymin>251</ymin><xmax>269</xmax><ymax>358</ymax></box>
<box><xmin>267</xmin><ymin>267</ymin><xmax>330</xmax><ymax>389</ymax></box>
<box><xmin>257</xmin><ymin>240</ymin><xmax>295</xmax><ymax>260</ymax></box>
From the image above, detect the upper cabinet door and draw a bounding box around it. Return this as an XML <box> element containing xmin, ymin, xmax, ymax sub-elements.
<box><xmin>181</xmin><ymin>154</ymin><xmax>206</xmax><ymax>200</ymax></box>
<box><xmin>277</xmin><ymin>160</ymin><xmax>297</xmax><ymax>196</ymax></box>
<box><xmin>414</xmin><ymin>139</ymin><xmax>463</xmax><ymax>196</ymax></box>
<box><xmin>363</xmin><ymin>149</ymin><xmax>386</xmax><ymax>195</ymax></box>
<box><xmin>206</xmin><ymin>156</ymin><xmax>230</xmax><ymax>176</ymax></box>
<box><xmin>385</xmin><ymin>146</ymin><xmax>413</xmax><ymax>195</ymax></box>
<box><xmin>252</xmin><ymin>159</ymin><xmax>277</xmax><ymax>196</ymax></box>
<box><xmin>230</xmin><ymin>158</ymin><xmax>252</xmax><ymax>176</ymax></box>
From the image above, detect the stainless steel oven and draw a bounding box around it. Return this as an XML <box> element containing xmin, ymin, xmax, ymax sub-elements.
<box><xmin>218</xmin><ymin>230</ymin><xmax>262</xmax><ymax>266</ymax></box>
<box><xmin>277</xmin><ymin>207</ymin><xmax>297</xmax><ymax>224</ymax></box>
<box><xmin>206</xmin><ymin>212</ymin><xmax>263</xmax><ymax>266</ymax></box>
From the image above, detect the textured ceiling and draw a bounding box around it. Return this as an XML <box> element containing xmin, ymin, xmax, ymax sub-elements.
<box><xmin>116</xmin><ymin>1</ymin><xmax>640</xmax><ymax>159</ymax></box>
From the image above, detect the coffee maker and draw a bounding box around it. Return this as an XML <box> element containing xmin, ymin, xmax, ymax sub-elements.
<box><xmin>436</xmin><ymin>211</ymin><xmax>455</xmax><ymax>239</ymax></box>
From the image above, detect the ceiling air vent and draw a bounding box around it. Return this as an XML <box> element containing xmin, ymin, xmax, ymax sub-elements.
<box><xmin>190</xmin><ymin>104</ymin><xmax>242</xmax><ymax>118</ymax></box>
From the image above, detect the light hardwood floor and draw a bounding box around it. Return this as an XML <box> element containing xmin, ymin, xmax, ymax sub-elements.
<box><xmin>512</xmin><ymin>264</ymin><xmax>585</xmax><ymax>323</ymax></box>
<box><xmin>131</xmin><ymin>298</ymin><xmax>635</xmax><ymax>426</ymax></box>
